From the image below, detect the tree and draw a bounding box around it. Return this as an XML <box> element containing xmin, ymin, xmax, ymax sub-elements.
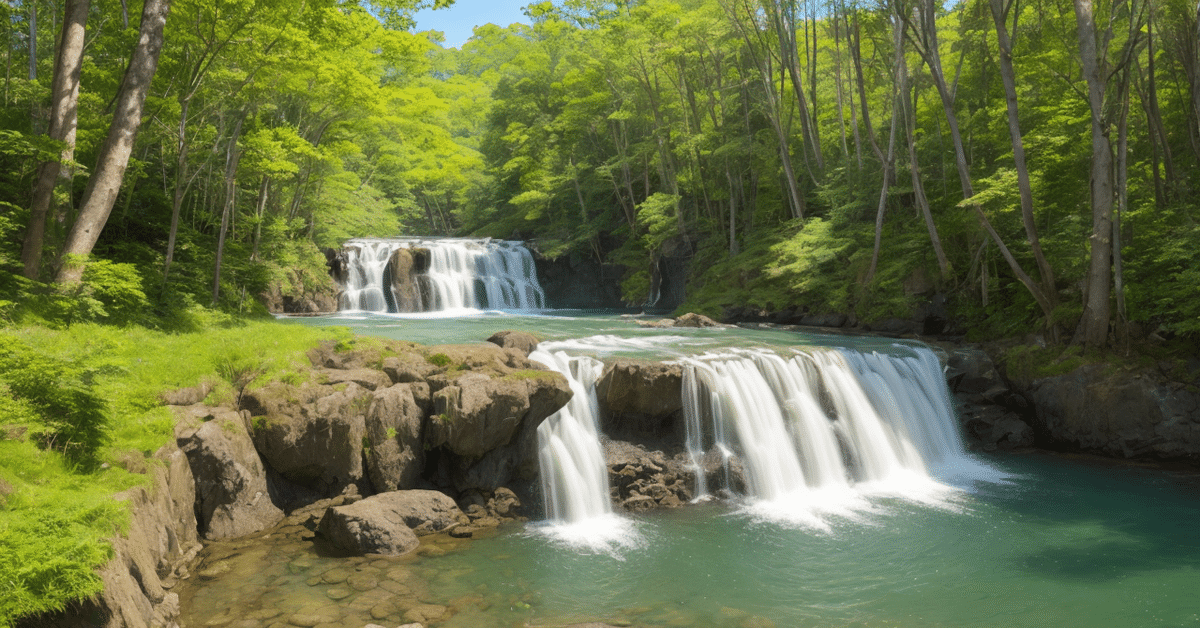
<box><xmin>20</xmin><ymin>0</ymin><xmax>88</xmax><ymax>280</ymax></box>
<box><xmin>56</xmin><ymin>0</ymin><xmax>170</xmax><ymax>284</ymax></box>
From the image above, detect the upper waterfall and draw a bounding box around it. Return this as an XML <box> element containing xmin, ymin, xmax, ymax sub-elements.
<box><xmin>336</xmin><ymin>237</ymin><xmax>546</xmax><ymax>312</ymax></box>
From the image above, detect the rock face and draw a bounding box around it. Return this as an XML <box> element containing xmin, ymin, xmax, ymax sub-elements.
<box><xmin>173</xmin><ymin>405</ymin><xmax>284</xmax><ymax>539</ymax></box>
<box><xmin>318</xmin><ymin>490</ymin><xmax>466</xmax><ymax>555</ymax></box>
<box><xmin>40</xmin><ymin>442</ymin><xmax>202</xmax><ymax>628</ymax></box>
<box><xmin>941</xmin><ymin>345</ymin><xmax>1036</xmax><ymax>451</ymax></box>
<box><xmin>486</xmin><ymin>330</ymin><xmax>540</xmax><ymax>357</ymax></box>
<box><xmin>1019</xmin><ymin>365</ymin><xmax>1200</xmax><ymax>459</ymax></box>
<box><xmin>420</xmin><ymin>343</ymin><xmax>572</xmax><ymax>492</ymax></box>
<box><xmin>595</xmin><ymin>359</ymin><xmax>684</xmax><ymax>443</ymax></box>
<box><xmin>364</xmin><ymin>383</ymin><xmax>427</xmax><ymax>492</ymax></box>
<box><xmin>387</xmin><ymin>247</ymin><xmax>426</xmax><ymax>312</ymax></box>
<box><xmin>245</xmin><ymin>381</ymin><xmax>371</xmax><ymax>497</ymax></box>
<box><xmin>605</xmin><ymin>441</ymin><xmax>694</xmax><ymax>510</ymax></box>
<box><xmin>260</xmin><ymin>268</ymin><xmax>340</xmax><ymax>314</ymax></box>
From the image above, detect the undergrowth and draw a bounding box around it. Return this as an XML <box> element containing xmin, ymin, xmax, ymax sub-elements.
<box><xmin>0</xmin><ymin>320</ymin><xmax>346</xmax><ymax>627</ymax></box>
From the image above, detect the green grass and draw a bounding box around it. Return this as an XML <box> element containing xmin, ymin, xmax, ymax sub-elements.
<box><xmin>0</xmin><ymin>319</ymin><xmax>347</xmax><ymax>627</ymax></box>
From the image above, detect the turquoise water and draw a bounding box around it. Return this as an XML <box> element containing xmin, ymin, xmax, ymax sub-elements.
<box><xmin>409</xmin><ymin>452</ymin><xmax>1200</xmax><ymax>628</ymax></box>
<box><xmin>269</xmin><ymin>311</ymin><xmax>1200</xmax><ymax>627</ymax></box>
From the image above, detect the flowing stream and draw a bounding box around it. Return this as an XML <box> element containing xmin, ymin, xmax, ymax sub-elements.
<box><xmin>175</xmin><ymin>309</ymin><xmax>1200</xmax><ymax>628</ymax></box>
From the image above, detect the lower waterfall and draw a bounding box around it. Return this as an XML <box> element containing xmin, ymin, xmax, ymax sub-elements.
<box><xmin>337</xmin><ymin>237</ymin><xmax>545</xmax><ymax>312</ymax></box>
<box><xmin>530</xmin><ymin>343</ymin><xmax>640</xmax><ymax>550</ymax></box>
<box><xmin>681</xmin><ymin>344</ymin><xmax>999</xmax><ymax>524</ymax></box>
<box><xmin>534</xmin><ymin>338</ymin><xmax>1002</xmax><ymax>533</ymax></box>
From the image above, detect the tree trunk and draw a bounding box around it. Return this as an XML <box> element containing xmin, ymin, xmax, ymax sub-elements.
<box><xmin>1071</xmin><ymin>0</ymin><xmax>1113</xmax><ymax>348</ymax></box>
<box><xmin>988</xmin><ymin>0</ymin><xmax>1058</xmax><ymax>305</ymax></box>
<box><xmin>21</xmin><ymin>0</ymin><xmax>88</xmax><ymax>280</ymax></box>
<box><xmin>866</xmin><ymin>14</ymin><xmax>903</xmax><ymax>286</ymax></box>
<box><xmin>904</xmin><ymin>0</ymin><xmax>1055</xmax><ymax>322</ymax></box>
<box><xmin>902</xmin><ymin>41</ymin><xmax>949</xmax><ymax>278</ymax></box>
<box><xmin>850</xmin><ymin>10</ymin><xmax>882</xmax><ymax>161</ymax></box>
<box><xmin>55</xmin><ymin>0</ymin><xmax>170</xmax><ymax>284</ymax></box>
<box><xmin>211</xmin><ymin>113</ymin><xmax>246</xmax><ymax>306</ymax></box>
<box><xmin>163</xmin><ymin>96</ymin><xmax>190</xmax><ymax>282</ymax></box>
<box><xmin>250</xmin><ymin>176</ymin><xmax>270</xmax><ymax>262</ymax></box>
<box><xmin>27</xmin><ymin>1</ymin><xmax>35</xmax><ymax>81</ymax></box>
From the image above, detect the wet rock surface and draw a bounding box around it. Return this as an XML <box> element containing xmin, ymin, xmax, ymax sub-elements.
<box><xmin>595</xmin><ymin>359</ymin><xmax>684</xmax><ymax>444</ymax></box>
<box><xmin>604</xmin><ymin>441</ymin><xmax>694</xmax><ymax>510</ymax></box>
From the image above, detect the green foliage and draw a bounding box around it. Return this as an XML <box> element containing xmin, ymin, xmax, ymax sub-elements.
<box><xmin>1003</xmin><ymin>344</ymin><xmax>1091</xmax><ymax>385</ymax></box>
<box><xmin>426</xmin><ymin>352</ymin><xmax>453</xmax><ymax>367</ymax></box>
<box><xmin>0</xmin><ymin>444</ymin><xmax>133</xmax><ymax>626</ymax></box>
<box><xmin>0</xmin><ymin>333</ymin><xmax>110</xmax><ymax>467</ymax></box>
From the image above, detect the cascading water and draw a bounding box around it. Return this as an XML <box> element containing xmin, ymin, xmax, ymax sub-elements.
<box><xmin>530</xmin><ymin>343</ymin><xmax>641</xmax><ymax>551</ymax></box>
<box><xmin>337</xmin><ymin>237</ymin><xmax>545</xmax><ymax>312</ymax></box>
<box><xmin>681</xmin><ymin>343</ymin><xmax>997</xmax><ymax>522</ymax></box>
<box><xmin>530</xmin><ymin>349</ymin><xmax>611</xmax><ymax>523</ymax></box>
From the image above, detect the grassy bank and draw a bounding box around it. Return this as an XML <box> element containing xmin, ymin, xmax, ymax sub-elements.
<box><xmin>0</xmin><ymin>318</ymin><xmax>347</xmax><ymax>626</ymax></box>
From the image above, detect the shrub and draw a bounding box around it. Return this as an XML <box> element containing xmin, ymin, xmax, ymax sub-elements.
<box><xmin>0</xmin><ymin>334</ymin><xmax>109</xmax><ymax>468</ymax></box>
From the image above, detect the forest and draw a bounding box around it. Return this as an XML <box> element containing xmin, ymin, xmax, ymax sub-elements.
<box><xmin>0</xmin><ymin>0</ymin><xmax>1198</xmax><ymax>343</ymax></box>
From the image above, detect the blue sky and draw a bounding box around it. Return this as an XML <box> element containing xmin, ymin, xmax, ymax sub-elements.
<box><xmin>413</xmin><ymin>0</ymin><xmax>533</xmax><ymax>49</ymax></box>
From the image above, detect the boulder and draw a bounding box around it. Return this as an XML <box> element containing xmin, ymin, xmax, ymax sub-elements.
<box><xmin>946</xmin><ymin>347</ymin><xmax>1009</xmax><ymax>401</ymax></box>
<box><xmin>382</xmin><ymin>354</ymin><xmax>440</xmax><ymax>385</ymax></box>
<box><xmin>317</xmin><ymin>500</ymin><xmax>420</xmax><ymax>556</ymax></box>
<box><xmin>486</xmin><ymin>330</ymin><xmax>540</xmax><ymax>357</ymax></box>
<box><xmin>364</xmin><ymin>384</ymin><xmax>426</xmax><ymax>492</ymax></box>
<box><xmin>1022</xmin><ymin>365</ymin><xmax>1200</xmax><ymax>459</ymax></box>
<box><xmin>158</xmin><ymin>381</ymin><xmax>213</xmax><ymax>406</ymax></box>
<box><xmin>319</xmin><ymin>490</ymin><xmax>466</xmax><ymax>555</ymax></box>
<box><xmin>245</xmin><ymin>382</ymin><xmax>371</xmax><ymax>496</ymax></box>
<box><xmin>962</xmin><ymin>405</ymin><xmax>1035</xmax><ymax>450</ymax></box>
<box><xmin>427</xmin><ymin>368</ymin><xmax>571</xmax><ymax>460</ymax></box>
<box><xmin>674</xmin><ymin>312</ymin><xmax>724</xmax><ymax>328</ymax></box>
<box><xmin>174</xmin><ymin>405</ymin><xmax>284</xmax><ymax>539</ymax></box>
<box><xmin>388</xmin><ymin>247</ymin><xmax>426</xmax><ymax>312</ymax></box>
<box><xmin>595</xmin><ymin>359</ymin><xmax>684</xmax><ymax>441</ymax></box>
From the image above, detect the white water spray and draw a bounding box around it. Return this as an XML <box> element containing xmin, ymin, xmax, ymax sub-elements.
<box><xmin>681</xmin><ymin>344</ymin><xmax>1001</xmax><ymax>522</ymax></box>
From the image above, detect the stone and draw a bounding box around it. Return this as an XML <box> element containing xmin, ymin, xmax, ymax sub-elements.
<box><xmin>364</xmin><ymin>384</ymin><xmax>426</xmax><ymax>492</ymax></box>
<box><xmin>422</xmin><ymin>350</ymin><xmax>571</xmax><ymax>458</ymax></box>
<box><xmin>488</xmin><ymin>487</ymin><xmax>521</xmax><ymax>517</ymax></box>
<box><xmin>319</xmin><ymin>490</ymin><xmax>465</xmax><ymax>555</ymax></box>
<box><xmin>160</xmin><ymin>381</ymin><xmax>214</xmax><ymax>406</ymax></box>
<box><xmin>317</xmin><ymin>368</ymin><xmax>392</xmax><ymax>392</ymax></box>
<box><xmin>402</xmin><ymin>604</ymin><xmax>446</xmax><ymax>623</ymax></box>
<box><xmin>673</xmin><ymin>312</ymin><xmax>724</xmax><ymax>328</ymax></box>
<box><xmin>595</xmin><ymin>359</ymin><xmax>684</xmax><ymax>441</ymax></box>
<box><xmin>175</xmin><ymin>405</ymin><xmax>284</xmax><ymax>539</ymax></box>
<box><xmin>389</xmin><ymin>247</ymin><xmax>427</xmax><ymax>312</ymax></box>
<box><xmin>247</xmin><ymin>381</ymin><xmax>370</xmax><ymax>496</ymax></box>
<box><xmin>486</xmin><ymin>330</ymin><xmax>540</xmax><ymax>357</ymax></box>
<box><xmin>318</xmin><ymin>501</ymin><xmax>420</xmax><ymax>557</ymax></box>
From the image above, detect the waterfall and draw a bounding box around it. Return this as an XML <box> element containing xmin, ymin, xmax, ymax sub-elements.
<box><xmin>530</xmin><ymin>348</ymin><xmax>612</xmax><ymax>523</ymax></box>
<box><xmin>681</xmin><ymin>344</ymin><xmax>992</xmax><ymax>518</ymax></box>
<box><xmin>337</xmin><ymin>237</ymin><xmax>546</xmax><ymax>312</ymax></box>
<box><xmin>530</xmin><ymin>345</ymin><xmax>643</xmax><ymax>552</ymax></box>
